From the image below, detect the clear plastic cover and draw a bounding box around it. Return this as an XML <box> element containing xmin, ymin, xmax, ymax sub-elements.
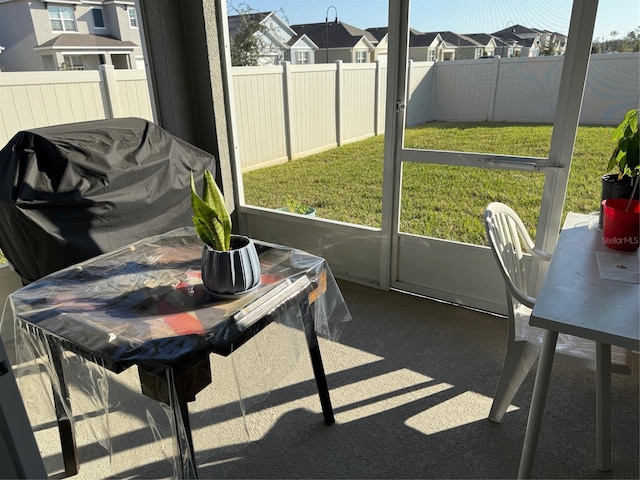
<box><xmin>9</xmin><ymin>227</ymin><xmax>351</xmax><ymax>477</ymax></box>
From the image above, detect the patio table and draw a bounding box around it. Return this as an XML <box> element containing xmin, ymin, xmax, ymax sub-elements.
<box><xmin>9</xmin><ymin>227</ymin><xmax>351</xmax><ymax>479</ymax></box>
<box><xmin>518</xmin><ymin>212</ymin><xmax>639</xmax><ymax>478</ymax></box>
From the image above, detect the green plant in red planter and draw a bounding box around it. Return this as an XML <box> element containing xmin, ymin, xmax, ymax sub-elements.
<box><xmin>599</xmin><ymin>108</ymin><xmax>639</xmax><ymax>227</ymax></box>
<box><xmin>190</xmin><ymin>170</ymin><xmax>261</xmax><ymax>295</ymax></box>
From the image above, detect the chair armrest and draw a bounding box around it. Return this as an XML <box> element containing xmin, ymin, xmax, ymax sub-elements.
<box><xmin>531</xmin><ymin>248</ymin><xmax>552</xmax><ymax>262</ymax></box>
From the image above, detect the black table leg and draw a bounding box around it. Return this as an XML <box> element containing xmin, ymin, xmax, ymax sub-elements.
<box><xmin>138</xmin><ymin>358</ymin><xmax>211</xmax><ymax>479</ymax></box>
<box><xmin>300</xmin><ymin>298</ymin><xmax>335</xmax><ymax>425</ymax></box>
<box><xmin>48</xmin><ymin>339</ymin><xmax>79</xmax><ymax>476</ymax></box>
<box><xmin>173</xmin><ymin>394</ymin><xmax>197</xmax><ymax>479</ymax></box>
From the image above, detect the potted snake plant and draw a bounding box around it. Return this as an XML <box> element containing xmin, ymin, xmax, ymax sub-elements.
<box><xmin>599</xmin><ymin>108</ymin><xmax>639</xmax><ymax>227</ymax></box>
<box><xmin>190</xmin><ymin>170</ymin><xmax>261</xmax><ymax>295</ymax></box>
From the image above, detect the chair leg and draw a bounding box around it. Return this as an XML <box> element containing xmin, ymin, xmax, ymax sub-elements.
<box><xmin>489</xmin><ymin>340</ymin><xmax>541</xmax><ymax>423</ymax></box>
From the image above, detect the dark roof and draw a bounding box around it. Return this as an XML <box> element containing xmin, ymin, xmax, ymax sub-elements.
<box><xmin>464</xmin><ymin>33</ymin><xmax>495</xmax><ymax>45</ymax></box>
<box><xmin>37</xmin><ymin>34</ymin><xmax>137</xmax><ymax>49</ymax></box>
<box><xmin>287</xmin><ymin>33</ymin><xmax>318</xmax><ymax>49</ymax></box>
<box><xmin>492</xmin><ymin>24</ymin><xmax>536</xmax><ymax>36</ymax></box>
<box><xmin>409</xmin><ymin>31</ymin><xmax>439</xmax><ymax>47</ymax></box>
<box><xmin>434</xmin><ymin>31</ymin><xmax>477</xmax><ymax>47</ymax></box>
<box><xmin>290</xmin><ymin>22</ymin><xmax>375</xmax><ymax>49</ymax></box>
<box><xmin>227</xmin><ymin>11</ymin><xmax>271</xmax><ymax>37</ymax></box>
<box><xmin>366</xmin><ymin>27</ymin><xmax>387</xmax><ymax>41</ymax></box>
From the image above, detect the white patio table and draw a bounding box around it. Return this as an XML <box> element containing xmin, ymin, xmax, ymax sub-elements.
<box><xmin>518</xmin><ymin>212</ymin><xmax>639</xmax><ymax>478</ymax></box>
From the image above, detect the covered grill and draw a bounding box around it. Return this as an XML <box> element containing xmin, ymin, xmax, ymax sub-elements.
<box><xmin>0</xmin><ymin>117</ymin><xmax>216</xmax><ymax>284</ymax></box>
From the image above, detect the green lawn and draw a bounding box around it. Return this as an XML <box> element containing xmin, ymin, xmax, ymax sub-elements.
<box><xmin>0</xmin><ymin>122</ymin><xmax>614</xmax><ymax>266</ymax></box>
<box><xmin>244</xmin><ymin>122</ymin><xmax>614</xmax><ymax>245</ymax></box>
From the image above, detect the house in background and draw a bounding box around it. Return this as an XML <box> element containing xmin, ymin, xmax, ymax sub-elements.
<box><xmin>433</xmin><ymin>31</ymin><xmax>483</xmax><ymax>60</ymax></box>
<box><xmin>290</xmin><ymin>21</ymin><xmax>376</xmax><ymax>63</ymax></box>
<box><xmin>492</xmin><ymin>24</ymin><xmax>542</xmax><ymax>57</ymax></box>
<box><xmin>408</xmin><ymin>30</ymin><xmax>442</xmax><ymax>61</ymax></box>
<box><xmin>534</xmin><ymin>28</ymin><xmax>568</xmax><ymax>55</ymax></box>
<box><xmin>464</xmin><ymin>33</ymin><xmax>498</xmax><ymax>58</ymax></box>
<box><xmin>365</xmin><ymin>27</ymin><xmax>389</xmax><ymax>62</ymax></box>
<box><xmin>0</xmin><ymin>0</ymin><xmax>142</xmax><ymax>72</ymax></box>
<box><xmin>287</xmin><ymin>33</ymin><xmax>319</xmax><ymax>64</ymax></box>
<box><xmin>227</xmin><ymin>11</ymin><xmax>318</xmax><ymax>65</ymax></box>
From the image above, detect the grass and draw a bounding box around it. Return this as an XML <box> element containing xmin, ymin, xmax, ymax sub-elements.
<box><xmin>0</xmin><ymin>122</ymin><xmax>615</xmax><ymax>266</ymax></box>
<box><xmin>243</xmin><ymin>122</ymin><xmax>615</xmax><ymax>245</ymax></box>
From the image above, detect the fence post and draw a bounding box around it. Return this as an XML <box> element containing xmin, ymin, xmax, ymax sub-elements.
<box><xmin>282</xmin><ymin>61</ymin><xmax>294</xmax><ymax>160</ymax></box>
<box><xmin>405</xmin><ymin>59</ymin><xmax>413</xmax><ymax>125</ymax></box>
<box><xmin>335</xmin><ymin>60</ymin><xmax>343</xmax><ymax>146</ymax></box>
<box><xmin>99</xmin><ymin>64</ymin><xmax>121</xmax><ymax>118</ymax></box>
<box><xmin>487</xmin><ymin>58</ymin><xmax>500</xmax><ymax>121</ymax></box>
<box><xmin>374</xmin><ymin>60</ymin><xmax>382</xmax><ymax>135</ymax></box>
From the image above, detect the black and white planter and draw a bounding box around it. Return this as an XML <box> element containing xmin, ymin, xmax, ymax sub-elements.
<box><xmin>599</xmin><ymin>174</ymin><xmax>640</xmax><ymax>228</ymax></box>
<box><xmin>201</xmin><ymin>235</ymin><xmax>261</xmax><ymax>296</ymax></box>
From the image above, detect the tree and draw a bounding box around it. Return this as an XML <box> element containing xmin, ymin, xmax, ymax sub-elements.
<box><xmin>540</xmin><ymin>42</ymin><xmax>556</xmax><ymax>56</ymax></box>
<box><xmin>227</xmin><ymin>3</ymin><xmax>267</xmax><ymax>66</ymax></box>
<box><xmin>591</xmin><ymin>29</ymin><xmax>640</xmax><ymax>54</ymax></box>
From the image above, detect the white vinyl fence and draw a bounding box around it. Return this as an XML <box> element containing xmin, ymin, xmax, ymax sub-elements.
<box><xmin>1</xmin><ymin>53</ymin><xmax>638</xmax><ymax>172</ymax></box>
<box><xmin>0</xmin><ymin>64</ymin><xmax>153</xmax><ymax>148</ymax></box>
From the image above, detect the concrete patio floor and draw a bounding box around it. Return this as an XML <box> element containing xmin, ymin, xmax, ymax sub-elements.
<box><xmin>13</xmin><ymin>279</ymin><xmax>640</xmax><ymax>479</ymax></box>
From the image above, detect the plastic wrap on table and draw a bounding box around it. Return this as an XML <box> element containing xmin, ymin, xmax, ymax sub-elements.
<box><xmin>10</xmin><ymin>228</ymin><xmax>350</xmax><ymax>371</ymax></box>
<box><xmin>9</xmin><ymin>227</ymin><xmax>351</xmax><ymax>477</ymax></box>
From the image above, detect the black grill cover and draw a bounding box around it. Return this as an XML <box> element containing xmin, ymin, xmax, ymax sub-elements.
<box><xmin>0</xmin><ymin>117</ymin><xmax>216</xmax><ymax>284</ymax></box>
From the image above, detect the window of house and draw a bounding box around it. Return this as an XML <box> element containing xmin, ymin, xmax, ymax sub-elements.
<box><xmin>48</xmin><ymin>5</ymin><xmax>77</xmax><ymax>32</ymax></box>
<box><xmin>356</xmin><ymin>51</ymin><xmax>367</xmax><ymax>63</ymax></box>
<box><xmin>128</xmin><ymin>8</ymin><xmax>138</xmax><ymax>28</ymax></box>
<box><xmin>63</xmin><ymin>56</ymin><xmax>84</xmax><ymax>70</ymax></box>
<box><xmin>92</xmin><ymin>8</ymin><xmax>105</xmax><ymax>29</ymax></box>
<box><xmin>427</xmin><ymin>49</ymin><xmax>436</xmax><ymax>61</ymax></box>
<box><xmin>296</xmin><ymin>50</ymin><xmax>309</xmax><ymax>64</ymax></box>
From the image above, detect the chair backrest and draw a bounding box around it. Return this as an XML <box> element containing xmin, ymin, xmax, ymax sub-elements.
<box><xmin>484</xmin><ymin>202</ymin><xmax>629</xmax><ymax>371</ymax></box>
<box><xmin>484</xmin><ymin>202</ymin><xmax>549</xmax><ymax>309</ymax></box>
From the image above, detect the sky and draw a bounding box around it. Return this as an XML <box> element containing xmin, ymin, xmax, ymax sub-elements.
<box><xmin>230</xmin><ymin>0</ymin><xmax>640</xmax><ymax>39</ymax></box>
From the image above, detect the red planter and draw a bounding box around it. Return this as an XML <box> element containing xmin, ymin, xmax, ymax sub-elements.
<box><xmin>601</xmin><ymin>199</ymin><xmax>640</xmax><ymax>251</ymax></box>
<box><xmin>599</xmin><ymin>174</ymin><xmax>640</xmax><ymax>228</ymax></box>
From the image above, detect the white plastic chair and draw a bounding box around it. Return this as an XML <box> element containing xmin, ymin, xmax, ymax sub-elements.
<box><xmin>484</xmin><ymin>202</ymin><xmax>628</xmax><ymax>423</ymax></box>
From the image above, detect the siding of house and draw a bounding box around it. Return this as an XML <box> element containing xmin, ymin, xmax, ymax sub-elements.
<box><xmin>0</xmin><ymin>0</ymin><xmax>40</xmax><ymax>71</ymax></box>
<box><xmin>289</xmin><ymin>45</ymin><xmax>315</xmax><ymax>64</ymax></box>
<box><xmin>409</xmin><ymin>45</ymin><xmax>436</xmax><ymax>61</ymax></box>
<box><xmin>351</xmin><ymin>38</ymin><xmax>371</xmax><ymax>62</ymax></box>
<box><xmin>373</xmin><ymin>36</ymin><xmax>388</xmax><ymax>61</ymax></box>
<box><xmin>330</xmin><ymin>48</ymin><xmax>354</xmax><ymax>64</ymax></box>
<box><xmin>454</xmin><ymin>46</ymin><xmax>479</xmax><ymax>60</ymax></box>
<box><xmin>0</xmin><ymin>1</ymin><xmax>142</xmax><ymax>71</ymax></box>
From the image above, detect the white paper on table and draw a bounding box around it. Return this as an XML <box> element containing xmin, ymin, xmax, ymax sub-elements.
<box><xmin>596</xmin><ymin>251</ymin><xmax>640</xmax><ymax>284</ymax></box>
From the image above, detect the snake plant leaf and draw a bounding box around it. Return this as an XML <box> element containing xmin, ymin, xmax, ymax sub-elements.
<box><xmin>190</xmin><ymin>170</ymin><xmax>232</xmax><ymax>251</ymax></box>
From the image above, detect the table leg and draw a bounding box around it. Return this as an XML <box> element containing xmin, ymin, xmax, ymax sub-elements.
<box><xmin>48</xmin><ymin>339</ymin><xmax>79</xmax><ymax>476</ymax></box>
<box><xmin>300</xmin><ymin>297</ymin><xmax>335</xmax><ymax>425</ymax></box>
<box><xmin>596</xmin><ymin>342</ymin><xmax>612</xmax><ymax>471</ymax></box>
<box><xmin>138</xmin><ymin>358</ymin><xmax>211</xmax><ymax>480</ymax></box>
<box><xmin>172</xmin><ymin>394</ymin><xmax>197</xmax><ymax>479</ymax></box>
<box><xmin>517</xmin><ymin>330</ymin><xmax>558</xmax><ymax>479</ymax></box>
